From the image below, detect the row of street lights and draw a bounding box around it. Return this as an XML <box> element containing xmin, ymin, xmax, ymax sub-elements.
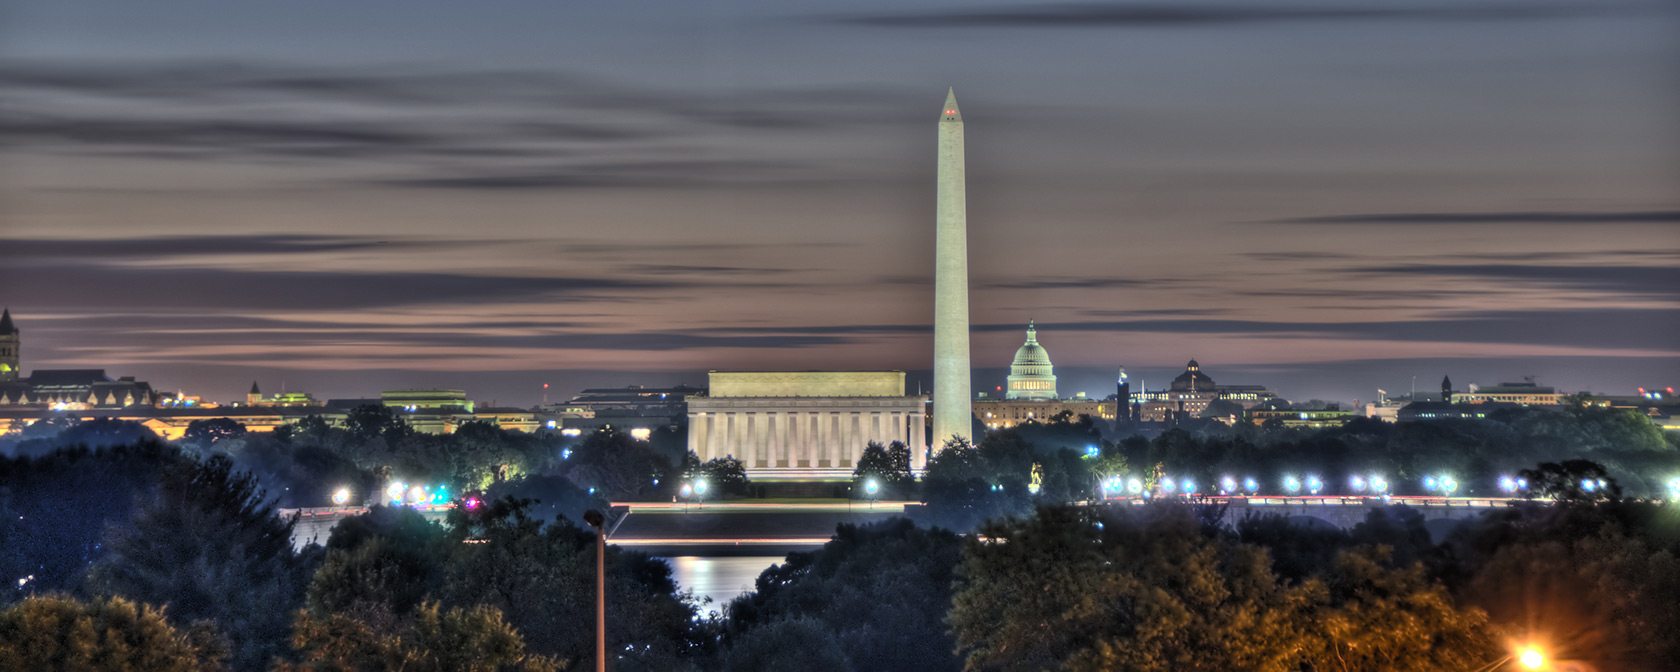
<box><xmin>1091</xmin><ymin>471</ymin><xmax>1659</xmax><ymax>498</ymax></box>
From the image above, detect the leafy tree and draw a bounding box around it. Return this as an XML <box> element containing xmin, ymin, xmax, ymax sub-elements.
<box><xmin>951</xmin><ymin>503</ymin><xmax>1502</xmax><ymax>671</ymax></box>
<box><xmin>719</xmin><ymin>617</ymin><xmax>849</xmax><ymax>672</ymax></box>
<box><xmin>851</xmin><ymin>441</ymin><xmax>914</xmax><ymax>500</ymax></box>
<box><xmin>483</xmin><ymin>473</ymin><xmax>611</xmax><ymax>528</ymax></box>
<box><xmin>561</xmin><ymin>429</ymin><xmax>677</xmax><ymax>500</ymax></box>
<box><xmin>281</xmin><ymin>602</ymin><xmax>561</xmax><ymax>672</ymax></box>
<box><xmin>275</xmin><ymin>415</ymin><xmax>334</xmax><ymax>446</ymax></box>
<box><xmin>726</xmin><ymin>519</ymin><xmax>964</xmax><ymax>671</ymax></box>
<box><xmin>0</xmin><ymin>594</ymin><xmax>226</xmax><ymax>671</ymax></box>
<box><xmin>0</xmin><ymin>441</ymin><xmax>191</xmax><ymax>605</ymax></box>
<box><xmin>1294</xmin><ymin>546</ymin><xmax>1499</xmax><ymax>671</ymax></box>
<box><xmin>951</xmin><ymin>503</ymin><xmax>1302</xmax><ymax>671</ymax></box>
<box><xmin>694</xmin><ymin>455</ymin><xmax>750</xmax><ymax>498</ymax></box>
<box><xmin>84</xmin><ymin>454</ymin><xmax>321</xmax><ymax>670</ymax></box>
<box><xmin>1520</xmin><ymin>459</ymin><xmax>1622</xmax><ymax>501</ymax></box>
<box><xmin>918</xmin><ymin>436</ymin><xmax>1031</xmax><ymax>532</ymax></box>
<box><xmin>343</xmin><ymin>404</ymin><xmax>412</xmax><ymax>443</ymax></box>
<box><xmin>182</xmin><ymin>417</ymin><xmax>247</xmax><ymax>449</ymax></box>
<box><xmin>1449</xmin><ymin>501</ymin><xmax>1680</xmax><ymax>670</ymax></box>
<box><xmin>217</xmin><ymin>433</ymin><xmax>377</xmax><ymax>508</ymax></box>
<box><xmin>435</xmin><ymin>497</ymin><xmax>700</xmax><ymax>669</ymax></box>
<box><xmin>308</xmin><ymin>536</ymin><xmax>445</xmax><ymax>618</ymax></box>
<box><xmin>5</xmin><ymin>418</ymin><xmax>159</xmax><ymax>457</ymax></box>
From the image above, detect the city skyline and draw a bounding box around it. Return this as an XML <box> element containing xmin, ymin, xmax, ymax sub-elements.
<box><xmin>2</xmin><ymin>0</ymin><xmax>1676</xmax><ymax>405</ymax></box>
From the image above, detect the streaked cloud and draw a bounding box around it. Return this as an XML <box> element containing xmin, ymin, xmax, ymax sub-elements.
<box><xmin>1273</xmin><ymin>210</ymin><xmax>1680</xmax><ymax>225</ymax></box>
<box><xmin>836</xmin><ymin>3</ymin><xmax>1616</xmax><ymax>29</ymax></box>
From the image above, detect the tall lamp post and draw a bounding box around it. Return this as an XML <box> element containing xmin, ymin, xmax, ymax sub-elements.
<box><xmin>583</xmin><ymin>509</ymin><xmax>607</xmax><ymax>672</ymax></box>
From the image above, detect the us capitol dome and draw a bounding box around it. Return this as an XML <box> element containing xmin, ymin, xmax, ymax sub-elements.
<box><xmin>1005</xmin><ymin>320</ymin><xmax>1058</xmax><ymax>400</ymax></box>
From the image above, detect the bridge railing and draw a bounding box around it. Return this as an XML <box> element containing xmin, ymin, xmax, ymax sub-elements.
<box><xmin>278</xmin><ymin>503</ymin><xmax>456</xmax><ymax>519</ymax></box>
<box><xmin>1089</xmin><ymin>495</ymin><xmax>1519</xmax><ymax>508</ymax></box>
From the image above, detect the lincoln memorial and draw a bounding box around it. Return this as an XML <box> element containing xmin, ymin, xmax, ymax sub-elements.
<box><xmin>686</xmin><ymin>371</ymin><xmax>928</xmax><ymax>480</ymax></box>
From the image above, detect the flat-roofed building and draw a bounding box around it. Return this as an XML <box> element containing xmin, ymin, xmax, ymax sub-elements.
<box><xmin>974</xmin><ymin>394</ymin><xmax>1105</xmax><ymax>431</ymax></box>
<box><xmin>1456</xmin><ymin>380</ymin><xmax>1570</xmax><ymax>406</ymax></box>
<box><xmin>686</xmin><ymin>371</ymin><xmax>926</xmax><ymax>481</ymax></box>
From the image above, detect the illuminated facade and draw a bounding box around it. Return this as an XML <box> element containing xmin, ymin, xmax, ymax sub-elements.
<box><xmin>0</xmin><ymin>309</ymin><xmax>17</xmax><ymax>382</ymax></box>
<box><xmin>1005</xmin><ymin>320</ymin><xmax>1058</xmax><ymax>400</ymax></box>
<box><xmin>1455</xmin><ymin>380</ymin><xmax>1568</xmax><ymax>406</ymax></box>
<box><xmin>1133</xmin><ymin>360</ymin><xmax>1278</xmax><ymax>423</ymax></box>
<box><xmin>974</xmin><ymin>395</ymin><xmax>1105</xmax><ymax>430</ymax></box>
<box><xmin>686</xmin><ymin>371</ymin><xmax>926</xmax><ymax>480</ymax></box>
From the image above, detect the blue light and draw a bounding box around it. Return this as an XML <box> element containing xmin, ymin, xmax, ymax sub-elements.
<box><xmin>1085</xmin><ymin>445</ymin><xmax>1100</xmax><ymax>458</ymax></box>
<box><xmin>1349</xmin><ymin>475</ymin><xmax>1367</xmax><ymax>493</ymax></box>
<box><xmin>1284</xmin><ymin>476</ymin><xmax>1301</xmax><ymax>493</ymax></box>
<box><xmin>1181</xmin><ymin>478</ymin><xmax>1195</xmax><ymax>494</ymax></box>
<box><xmin>1243</xmin><ymin>477</ymin><xmax>1259</xmax><ymax>493</ymax></box>
<box><xmin>1305</xmin><ymin>475</ymin><xmax>1322</xmax><ymax>494</ymax></box>
<box><xmin>1221</xmin><ymin>476</ymin><xmax>1238</xmax><ymax>493</ymax></box>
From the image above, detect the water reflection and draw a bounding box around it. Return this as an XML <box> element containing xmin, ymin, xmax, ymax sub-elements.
<box><xmin>661</xmin><ymin>556</ymin><xmax>782</xmax><ymax>617</ymax></box>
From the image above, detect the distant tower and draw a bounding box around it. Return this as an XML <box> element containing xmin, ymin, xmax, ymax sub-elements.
<box><xmin>932</xmin><ymin>89</ymin><xmax>972</xmax><ymax>448</ymax></box>
<box><xmin>248</xmin><ymin>381</ymin><xmax>263</xmax><ymax>404</ymax></box>
<box><xmin>1441</xmin><ymin>375</ymin><xmax>1454</xmax><ymax>403</ymax></box>
<box><xmin>1116</xmin><ymin>366</ymin><xmax>1132</xmax><ymax>426</ymax></box>
<box><xmin>1006</xmin><ymin>320</ymin><xmax>1058</xmax><ymax>400</ymax></box>
<box><xmin>0</xmin><ymin>308</ymin><xmax>18</xmax><ymax>382</ymax></box>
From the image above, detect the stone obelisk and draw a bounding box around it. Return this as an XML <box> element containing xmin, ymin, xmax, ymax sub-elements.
<box><xmin>932</xmin><ymin>89</ymin><xmax>971</xmax><ymax>452</ymax></box>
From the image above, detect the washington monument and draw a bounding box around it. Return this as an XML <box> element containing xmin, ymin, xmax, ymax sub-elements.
<box><xmin>932</xmin><ymin>89</ymin><xmax>971</xmax><ymax>448</ymax></box>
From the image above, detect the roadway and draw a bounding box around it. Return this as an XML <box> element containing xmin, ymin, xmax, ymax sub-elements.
<box><xmin>280</xmin><ymin>496</ymin><xmax>1528</xmax><ymax>552</ymax></box>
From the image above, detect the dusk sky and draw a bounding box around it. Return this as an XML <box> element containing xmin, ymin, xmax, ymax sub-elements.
<box><xmin>2</xmin><ymin>0</ymin><xmax>1677</xmax><ymax>406</ymax></box>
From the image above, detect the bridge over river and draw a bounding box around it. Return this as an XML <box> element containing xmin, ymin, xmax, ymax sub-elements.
<box><xmin>282</xmin><ymin>495</ymin><xmax>1516</xmax><ymax>554</ymax></box>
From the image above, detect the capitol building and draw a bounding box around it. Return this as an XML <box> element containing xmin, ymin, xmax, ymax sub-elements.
<box><xmin>1004</xmin><ymin>320</ymin><xmax>1058</xmax><ymax>400</ymax></box>
<box><xmin>975</xmin><ymin>321</ymin><xmax>1108</xmax><ymax>430</ymax></box>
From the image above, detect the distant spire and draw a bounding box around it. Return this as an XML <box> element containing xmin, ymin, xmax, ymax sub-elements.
<box><xmin>0</xmin><ymin>308</ymin><xmax>14</xmax><ymax>334</ymax></box>
<box><xmin>940</xmin><ymin>88</ymin><xmax>962</xmax><ymax>122</ymax></box>
<box><xmin>1025</xmin><ymin>319</ymin><xmax>1038</xmax><ymax>343</ymax></box>
<box><xmin>250</xmin><ymin>380</ymin><xmax>261</xmax><ymax>395</ymax></box>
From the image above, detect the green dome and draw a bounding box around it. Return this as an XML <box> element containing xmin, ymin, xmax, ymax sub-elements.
<box><xmin>1006</xmin><ymin>320</ymin><xmax>1058</xmax><ymax>400</ymax></box>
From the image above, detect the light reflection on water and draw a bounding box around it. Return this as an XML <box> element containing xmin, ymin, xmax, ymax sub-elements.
<box><xmin>660</xmin><ymin>556</ymin><xmax>782</xmax><ymax>617</ymax></box>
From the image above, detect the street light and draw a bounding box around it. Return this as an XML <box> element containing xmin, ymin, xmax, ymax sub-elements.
<box><xmin>1220</xmin><ymin>476</ymin><xmax>1237</xmax><ymax>494</ymax></box>
<box><xmin>1349</xmin><ymin>475</ymin><xmax>1367</xmax><ymax>493</ymax></box>
<box><xmin>1519</xmin><ymin>648</ymin><xmax>1544</xmax><ymax>669</ymax></box>
<box><xmin>1127</xmin><ymin>477</ymin><xmax>1143</xmax><ymax>495</ymax></box>
<box><xmin>331</xmin><ymin>488</ymin><xmax>351</xmax><ymax>506</ymax></box>
<box><xmin>582</xmin><ymin>509</ymin><xmax>607</xmax><ymax>672</ymax></box>
<box><xmin>1180</xmin><ymin>478</ymin><xmax>1195</xmax><ymax>496</ymax></box>
<box><xmin>1243</xmin><ymin>477</ymin><xmax>1259</xmax><ymax>494</ymax></box>
<box><xmin>1284</xmin><ymin>476</ymin><xmax>1302</xmax><ymax>494</ymax></box>
<box><xmin>1370</xmin><ymin>474</ymin><xmax>1389</xmax><ymax>494</ymax></box>
<box><xmin>1498</xmin><ymin>476</ymin><xmax>1519</xmax><ymax>493</ymax></box>
<box><xmin>865</xmin><ymin>479</ymin><xmax>880</xmax><ymax>508</ymax></box>
<box><xmin>694</xmin><ymin>479</ymin><xmax>708</xmax><ymax>509</ymax></box>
